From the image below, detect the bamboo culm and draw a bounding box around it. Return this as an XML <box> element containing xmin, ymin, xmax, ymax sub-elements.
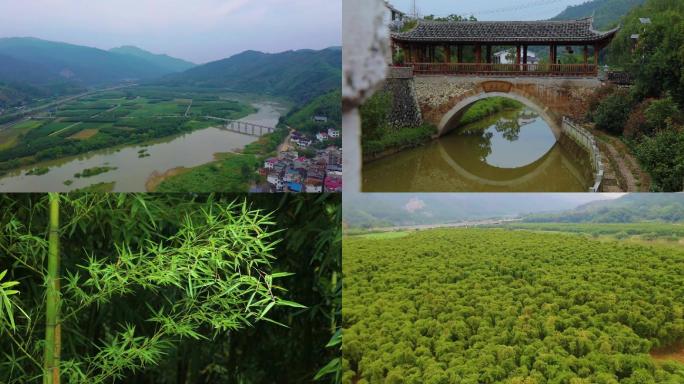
<box><xmin>44</xmin><ymin>193</ymin><xmax>60</xmax><ymax>384</ymax></box>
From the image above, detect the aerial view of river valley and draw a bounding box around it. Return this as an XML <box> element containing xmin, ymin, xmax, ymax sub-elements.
<box><xmin>0</xmin><ymin>86</ymin><xmax>287</xmax><ymax>192</ymax></box>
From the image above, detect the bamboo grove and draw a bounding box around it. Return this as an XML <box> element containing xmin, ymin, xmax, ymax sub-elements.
<box><xmin>0</xmin><ymin>193</ymin><xmax>341</xmax><ymax>383</ymax></box>
<box><xmin>342</xmin><ymin>229</ymin><xmax>684</xmax><ymax>383</ymax></box>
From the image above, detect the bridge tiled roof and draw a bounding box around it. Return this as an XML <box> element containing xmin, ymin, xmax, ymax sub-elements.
<box><xmin>392</xmin><ymin>17</ymin><xmax>619</xmax><ymax>44</ymax></box>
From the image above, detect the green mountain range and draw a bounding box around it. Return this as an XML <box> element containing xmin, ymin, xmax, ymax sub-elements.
<box><xmin>525</xmin><ymin>193</ymin><xmax>684</xmax><ymax>222</ymax></box>
<box><xmin>160</xmin><ymin>47</ymin><xmax>342</xmax><ymax>104</ymax></box>
<box><xmin>0</xmin><ymin>37</ymin><xmax>184</xmax><ymax>85</ymax></box>
<box><xmin>110</xmin><ymin>45</ymin><xmax>195</xmax><ymax>73</ymax></box>
<box><xmin>0</xmin><ymin>38</ymin><xmax>196</xmax><ymax>108</ymax></box>
<box><xmin>552</xmin><ymin>0</ymin><xmax>647</xmax><ymax>29</ymax></box>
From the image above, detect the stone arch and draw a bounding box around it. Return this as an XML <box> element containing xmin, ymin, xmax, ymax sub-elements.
<box><xmin>437</xmin><ymin>91</ymin><xmax>562</xmax><ymax>138</ymax></box>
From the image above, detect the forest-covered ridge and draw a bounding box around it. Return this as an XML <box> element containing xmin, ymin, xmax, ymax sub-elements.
<box><xmin>159</xmin><ymin>47</ymin><xmax>342</xmax><ymax>105</ymax></box>
<box><xmin>525</xmin><ymin>193</ymin><xmax>684</xmax><ymax>223</ymax></box>
<box><xmin>551</xmin><ymin>0</ymin><xmax>647</xmax><ymax>29</ymax></box>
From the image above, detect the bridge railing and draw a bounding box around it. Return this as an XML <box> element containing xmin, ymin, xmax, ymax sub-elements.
<box><xmin>405</xmin><ymin>63</ymin><xmax>598</xmax><ymax>77</ymax></box>
<box><xmin>562</xmin><ymin>117</ymin><xmax>604</xmax><ymax>192</ymax></box>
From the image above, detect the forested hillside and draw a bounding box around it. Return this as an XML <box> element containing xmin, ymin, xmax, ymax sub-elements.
<box><xmin>551</xmin><ymin>0</ymin><xmax>646</xmax><ymax>29</ymax></box>
<box><xmin>285</xmin><ymin>89</ymin><xmax>341</xmax><ymax>133</ymax></box>
<box><xmin>0</xmin><ymin>38</ymin><xmax>192</xmax><ymax>108</ymax></box>
<box><xmin>161</xmin><ymin>47</ymin><xmax>342</xmax><ymax>104</ymax></box>
<box><xmin>584</xmin><ymin>0</ymin><xmax>684</xmax><ymax>191</ymax></box>
<box><xmin>0</xmin><ymin>38</ymin><xmax>182</xmax><ymax>85</ymax></box>
<box><xmin>525</xmin><ymin>193</ymin><xmax>684</xmax><ymax>222</ymax></box>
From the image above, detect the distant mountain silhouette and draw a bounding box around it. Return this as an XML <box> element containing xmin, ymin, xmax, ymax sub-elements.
<box><xmin>110</xmin><ymin>45</ymin><xmax>195</xmax><ymax>73</ymax></box>
<box><xmin>0</xmin><ymin>37</ymin><xmax>189</xmax><ymax>87</ymax></box>
<box><xmin>161</xmin><ymin>47</ymin><xmax>342</xmax><ymax>104</ymax></box>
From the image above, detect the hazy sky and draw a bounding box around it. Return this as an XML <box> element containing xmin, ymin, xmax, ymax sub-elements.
<box><xmin>0</xmin><ymin>0</ymin><xmax>341</xmax><ymax>64</ymax></box>
<box><xmin>392</xmin><ymin>0</ymin><xmax>592</xmax><ymax>21</ymax></box>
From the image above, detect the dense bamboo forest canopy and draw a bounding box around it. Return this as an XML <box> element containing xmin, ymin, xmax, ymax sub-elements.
<box><xmin>0</xmin><ymin>193</ymin><xmax>341</xmax><ymax>384</ymax></box>
<box><xmin>343</xmin><ymin>229</ymin><xmax>684</xmax><ymax>383</ymax></box>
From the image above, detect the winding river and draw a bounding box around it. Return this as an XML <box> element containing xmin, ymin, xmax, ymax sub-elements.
<box><xmin>363</xmin><ymin>107</ymin><xmax>592</xmax><ymax>192</ymax></box>
<box><xmin>0</xmin><ymin>100</ymin><xmax>286</xmax><ymax>192</ymax></box>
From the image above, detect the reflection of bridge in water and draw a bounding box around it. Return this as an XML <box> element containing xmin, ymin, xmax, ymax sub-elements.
<box><xmin>205</xmin><ymin>116</ymin><xmax>276</xmax><ymax>137</ymax></box>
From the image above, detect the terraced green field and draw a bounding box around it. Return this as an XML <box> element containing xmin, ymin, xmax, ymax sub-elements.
<box><xmin>0</xmin><ymin>86</ymin><xmax>255</xmax><ymax>174</ymax></box>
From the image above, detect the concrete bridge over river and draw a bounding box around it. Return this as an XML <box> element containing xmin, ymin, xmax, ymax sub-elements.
<box><xmin>205</xmin><ymin>116</ymin><xmax>276</xmax><ymax>137</ymax></box>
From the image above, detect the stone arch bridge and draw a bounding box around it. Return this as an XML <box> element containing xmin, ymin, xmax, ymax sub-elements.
<box><xmin>389</xmin><ymin>72</ymin><xmax>599</xmax><ymax>137</ymax></box>
<box><xmin>382</xmin><ymin>70</ymin><xmax>604</xmax><ymax>191</ymax></box>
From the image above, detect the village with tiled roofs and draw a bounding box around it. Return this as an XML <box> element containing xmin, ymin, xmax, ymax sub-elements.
<box><xmin>260</xmin><ymin>116</ymin><xmax>342</xmax><ymax>193</ymax></box>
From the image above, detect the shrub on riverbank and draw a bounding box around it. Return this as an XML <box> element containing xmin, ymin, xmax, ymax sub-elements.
<box><xmin>363</xmin><ymin>123</ymin><xmax>437</xmax><ymax>157</ymax></box>
<box><xmin>635</xmin><ymin>128</ymin><xmax>684</xmax><ymax>191</ymax></box>
<box><xmin>459</xmin><ymin>97</ymin><xmax>523</xmax><ymax>126</ymax></box>
<box><xmin>593</xmin><ymin>90</ymin><xmax>635</xmax><ymax>134</ymax></box>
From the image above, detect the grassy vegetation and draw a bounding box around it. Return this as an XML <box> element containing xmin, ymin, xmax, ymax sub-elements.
<box><xmin>0</xmin><ymin>86</ymin><xmax>255</xmax><ymax>173</ymax></box>
<box><xmin>0</xmin><ymin>120</ymin><xmax>43</xmax><ymax>151</ymax></box>
<box><xmin>26</xmin><ymin>166</ymin><xmax>49</xmax><ymax>176</ymax></box>
<box><xmin>361</xmin><ymin>91</ymin><xmax>437</xmax><ymax>158</ymax></box>
<box><xmin>343</xmin><ymin>228</ymin><xmax>684</xmax><ymax>383</ymax></box>
<box><xmin>71</xmin><ymin>181</ymin><xmax>115</xmax><ymax>192</ymax></box>
<box><xmin>74</xmin><ymin>166</ymin><xmax>117</xmax><ymax>178</ymax></box>
<box><xmin>155</xmin><ymin>153</ymin><xmax>259</xmax><ymax>192</ymax></box>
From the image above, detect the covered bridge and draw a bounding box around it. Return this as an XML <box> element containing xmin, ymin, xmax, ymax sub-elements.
<box><xmin>391</xmin><ymin>17</ymin><xmax>619</xmax><ymax>76</ymax></box>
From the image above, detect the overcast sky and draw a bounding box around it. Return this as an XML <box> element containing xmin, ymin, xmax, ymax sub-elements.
<box><xmin>392</xmin><ymin>0</ymin><xmax>592</xmax><ymax>21</ymax></box>
<box><xmin>0</xmin><ymin>0</ymin><xmax>341</xmax><ymax>64</ymax></box>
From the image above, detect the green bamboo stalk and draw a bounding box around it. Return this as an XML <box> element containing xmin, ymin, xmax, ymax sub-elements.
<box><xmin>44</xmin><ymin>193</ymin><xmax>60</xmax><ymax>384</ymax></box>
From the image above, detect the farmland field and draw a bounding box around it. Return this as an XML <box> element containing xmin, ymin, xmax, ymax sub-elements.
<box><xmin>343</xmin><ymin>228</ymin><xmax>684</xmax><ymax>383</ymax></box>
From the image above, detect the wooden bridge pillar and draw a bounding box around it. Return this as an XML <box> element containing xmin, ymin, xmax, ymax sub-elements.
<box><xmin>475</xmin><ymin>45</ymin><xmax>482</xmax><ymax>64</ymax></box>
<box><xmin>445</xmin><ymin>45</ymin><xmax>451</xmax><ymax>63</ymax></box>
<box><xmin>593</xmin><ymin>44</ymin><xmax>599</xmax><ymax>66</ymax></box>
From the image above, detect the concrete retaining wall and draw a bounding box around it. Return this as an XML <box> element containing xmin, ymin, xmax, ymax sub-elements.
<box><xmin>562</xmin><ymin>117</ymin><xmax>604</xmax><ymax>192</ymax></box>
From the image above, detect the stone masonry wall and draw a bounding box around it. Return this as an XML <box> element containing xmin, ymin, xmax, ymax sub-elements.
<box><xmin>382</xmin><ymin>78</ymin><xmax>423</xmax><ymax>128</ymax></box>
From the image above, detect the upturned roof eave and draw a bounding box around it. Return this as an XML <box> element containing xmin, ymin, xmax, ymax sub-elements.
<box><xmin>391</xmin><ymin>18</ymin><xmax>620</xmax><ymax>45</ymax></box>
